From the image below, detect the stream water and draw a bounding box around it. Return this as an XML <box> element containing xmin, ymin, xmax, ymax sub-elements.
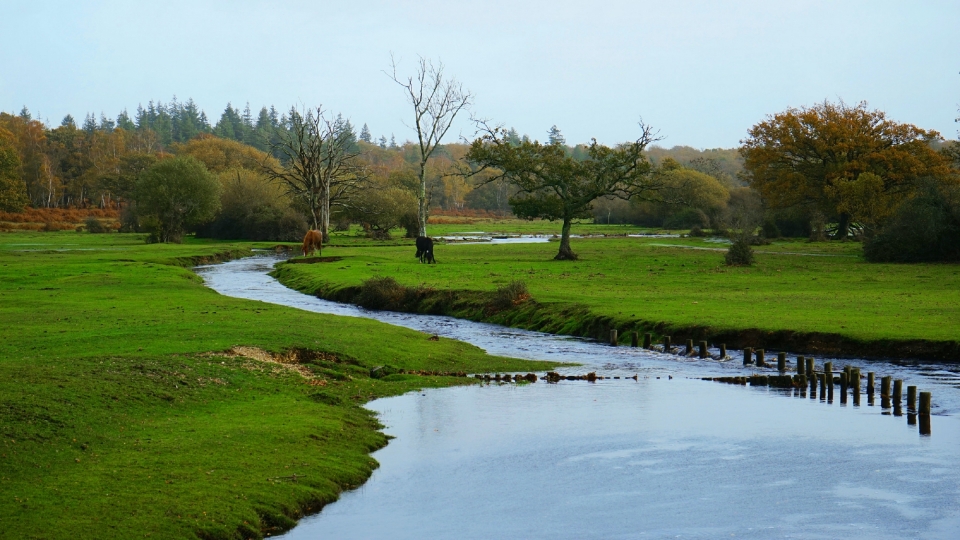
<box><xmin>196</xmin><ymin>255</ymin><xmax>960</xmax><ymax>539</ymax></box>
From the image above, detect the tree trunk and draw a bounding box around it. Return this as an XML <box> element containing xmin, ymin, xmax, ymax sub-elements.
<box><xmin>321</xmin><ymin>185</ymin><xmax>330</xmax><ymax>242</ymax></box>
<box><xmin>417</xmin><ymin>162</ymin><xmax>428</xmax><ymax>237</ymax></box>
<box><xmin>554</xmin><ymin>218</ymin><xmax>577</xmax><ymax>260</ymax></box>
<box><xmin>834</xmin><ymin>212</ymin><xmax>850</xmax><ymax>241</ymax></box>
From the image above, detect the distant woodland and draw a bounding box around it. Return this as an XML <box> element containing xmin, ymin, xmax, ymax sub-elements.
<box><xmin>0</xmin><ymin>100</ymin><xmax>741</xmax><ymax>220</ymax></box>
<box><xmin>2</xmin><ymin>96</ymin><xmax>958</xmax><ymax>262</ymax></box>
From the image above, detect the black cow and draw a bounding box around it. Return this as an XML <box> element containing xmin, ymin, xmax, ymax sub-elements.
<box><xmin>415</xmin><ymin>236</ymin><xmax>436</xmax><ymax>264</ymax></box>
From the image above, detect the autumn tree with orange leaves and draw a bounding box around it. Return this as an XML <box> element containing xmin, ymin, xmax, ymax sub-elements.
<box><xmin>740</xmin><ymin>101</ymin><xmax>954</xmax><ymax>238</ymax></box>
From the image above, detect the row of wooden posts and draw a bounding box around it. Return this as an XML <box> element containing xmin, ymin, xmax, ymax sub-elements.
<box><xmin>608</xmin><ymin>330</ymin><xmax>729</xmax><ymax>359</ymax></box>
<box><xmin>607</xmin><ymin>330</ymin><xmax>933</xmax><ymax>436</ymax></box>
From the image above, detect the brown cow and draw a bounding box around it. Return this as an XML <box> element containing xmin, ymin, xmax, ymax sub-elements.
<box><xmin>302</xmin><ymin>230</ymin><xmax>323</xmax><ymax>257</ymax></box>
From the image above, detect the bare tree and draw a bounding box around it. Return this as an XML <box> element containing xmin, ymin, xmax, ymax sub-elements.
<box><xmin>388</xmin><ymin>55</ymin><xmax>472</xmax><ymax>237</ymax></box>
<box><xmin>265</xmin><ymin>106</ymin><xmax>367</xmax><ymax>241</ymax></box>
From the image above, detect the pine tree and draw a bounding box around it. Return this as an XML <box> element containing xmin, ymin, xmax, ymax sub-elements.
<box><xmin>61</xmin><ymin>115</ymin><xmax>77</xmax><ymax>129</ymax></box>
<box><xmin>389</xmin><ymin>134</ymin><xmax>398</xmax><ymax>149</ymax></box>
<box><xmin>359</xmin><ymin>123</ymin><xmax>372</xmax><ymax>143</ymax></box>
<box><xmin>116</xmin><ymin>110</ymin><xmax>135</xmax><ymax>131</ymax></box>
<box><xmin>82</xmin><ymin>113</ymin><xmax>98</xmax><ymax>134</ymax></box>
<box><xmin>547</xmin><ymin>125</ymin><xmax>565</xmax><ymax>146</ymax></box>
<box><xmin>99</xmin><ymin>113</ymin><xmax>115</xmax><ymax>132</ymax></box>
<box><xmin>18</xmin><ymin>107</ymin><xmax>31</xmax><ymax>121</ymax></box>
<box><xmin>378</xmin><ymin>136</ymin><xmax>387</xmax><ymax>149</ymax></box>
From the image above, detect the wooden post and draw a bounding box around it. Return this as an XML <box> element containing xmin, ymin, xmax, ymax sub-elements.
<box><xmin>809</xmin><ymin>370</ymin><xmax>817</xmax><ymax>392</ymax></box>
<box><xmin>819</xmin><ymin>373</ymin><xmax>827</xmax><ymax>400</ymax></box>
<box><xmin>805</xmin><ymin>357</ymin><xmax>815</xmax><ymax>376</ymax></box>
<box><xmin>907</xmin><ymin>385</ymin><xmax>917</xmax><ymax>410</ymax></box>
<box><xmin>919</xmin><ymin>391</ymin><xmax>932</xmax><ymax>436</ymax></box>
<box><xmin>698</xmin><ymin>341</ymin><xmax>708</xmax><ymax>359</ymax></box>
<box><xmin>663</xmin><ymin>336</ymin><xmax>671</xmax><ymax>353</ymax></box>
<box><xmin>610</xmin><ymin>329</ymin><xmax>618</xmax><ymax>346</ymax></box>
<box><xmin>630</xmin><ymin>331</ymin><xmax>639</xmax><ymax>347</ymax></box>
<box><xmin>919</xmin><ymin>391</ymin><xmax>930</xmax><ymax>413</ymax></box>
<box><xmin>867</xmin><ymin>372</ymin><xmax>875</xmax><ymax>395</ymax></box>
<box><xmin>839</xmin><ymin>372</ymin><xmax>848</xmax><ymax>404</ymax></box>
<box><xmin>756</xmin><ymin>349</ymin><xmax>766</xmax><ymax>367</ymax></box>
<box><xmin>881</xmin><ymin>376</ymin><xmax>891</xmax><ymax>398</ymax></box>
<box><xmin>796</xmin><ymin>356</ymin><xmax>804</xmax><ymax>374</ymax></box>
<box><xmin>824</xmin><ymin>362</ymin><xmax>833</xmax><ymax>379</ymax></box>
<box><xmin>685</xmin><ymin>339</ymin><xmax>694</xmax><ymax>356</ymax></box>
<box><xmin>719</xmin><ymin>343</ymin><xmax>727</xmax><ymax>358</ymax></box>
<box><xmin>851</xmin><ymin>368</ymin><xmax>860</xmax><ymax>406</ymax></box>
<box><xmin>893</xmin><ymin>379</ymin><xmax>903</xmax><ymax>407</ymax></box>
<box><xmin>643</xmin><ymin>333</ymin><xmax>652</xmax><ymax>349</ymax></box>
<box><xmin>743</xmin><ymin>347</ymin><xmax>753</xmax><ymax>366</ymax></box>
<box><xmin>778</xmin><ymin>352</ymin><xmax>786</xmax><ymax>372</ymax></box>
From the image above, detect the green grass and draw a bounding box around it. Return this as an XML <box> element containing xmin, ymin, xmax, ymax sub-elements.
<box><xmin>0</xmin><ymin>231</ymin><xmax>555</xmax><ymax>539</ymax></box>
<box><xmin>275</xmin><ymin>233</ymin><xmax>960</xmax><ymax>346</ymax></box>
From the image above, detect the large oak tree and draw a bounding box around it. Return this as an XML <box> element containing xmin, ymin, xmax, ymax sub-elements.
<box><xmin>740</xmin><ymin>101</ymin><xmax>953</xmax><ymax>237</ymax></box>
<box><xmin>466</xmin><ymin>123</ymin><xmax>662</xmax><ymax>260</ymax></box>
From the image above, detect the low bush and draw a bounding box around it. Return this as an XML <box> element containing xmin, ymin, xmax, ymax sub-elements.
<box><xmin>84</xmin><ymin>216</ymin><xmax>109</xmax><ymax>233</ymax></box>
<box><xmin>356</xmin><ymin>276</ymin><xmax>409</xmax><ymax>310</ymax></box>
<box><xmin>490</xmin><ymin>281</ymin><xmax>531</xmax><ymax>312</ymax></box>
<box><xmin>761</xmin><ymin>219</ymin><xmax>780</xmax><ymax>239</ymax></box>
<box><xmin>725</xmin><ymin>238</ymin><xmax>754</xmax><ymax>266</ymax></box>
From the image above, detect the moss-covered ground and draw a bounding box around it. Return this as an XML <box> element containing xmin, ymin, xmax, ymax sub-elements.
<box><xmin>0</xmin><ymin>231</ymin><xmax>555</xmax><ymax>539</ymax></box>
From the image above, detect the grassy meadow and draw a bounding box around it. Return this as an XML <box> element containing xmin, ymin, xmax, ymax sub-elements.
<box><xmin>0</xmin><ymin>231</ymin><xmax>554</xmax><ymax>539</ymax></box>
<box><xmin>279</xmin><ymin>221</ymin><xmax>960</xmax><ymax>347</ymax></box>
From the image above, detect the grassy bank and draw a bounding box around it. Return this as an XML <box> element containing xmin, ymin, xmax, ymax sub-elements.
<box><xmin>273</xmin><ymin>233</ymin><xmax>960</xmax><ymax>360</ymax></box>
<box><xmin>0</xmin><ymin>232</ymin><xmax>555</xmax><ymax>539</ymax></box>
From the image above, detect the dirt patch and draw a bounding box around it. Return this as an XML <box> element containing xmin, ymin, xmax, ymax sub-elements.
<box><xmin>219</xmin><ymin>346</ymin><xmax>318</xmax><ymax>379</ymax></box>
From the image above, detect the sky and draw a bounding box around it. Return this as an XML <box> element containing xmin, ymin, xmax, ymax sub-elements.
<box><xmin>1</xmin><ymin>0</ymin><xmax>957</xmax><ymax>149</ymax></box>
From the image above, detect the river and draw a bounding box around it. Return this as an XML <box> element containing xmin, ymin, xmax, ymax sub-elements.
<box><xmin>196</xmin><ymin>254</ymin><xmax>960</xmax><ymax>539</ymax></box>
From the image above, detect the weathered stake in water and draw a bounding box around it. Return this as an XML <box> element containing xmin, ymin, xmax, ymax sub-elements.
<box><xmin>663</xmin><ymin>336</ymin><xmax>672</xmax><ymax>353</ymax></box>
<box><xmin>919</xmin><ymin>391</ymin><xmax>932</xmax><ymax>435</ymax></box>
<box><xmin>719</xmin><ymin>343</ymin><xmax>727</xmax><ymax>358</ymax></box>
<box><xmin>796</xmin><ymin>356</ymin><xmax>805</xmax><ymax>374</ymax></box>
<box><xmin>643</xmin><ymin>332</ymin><xmax>651</xmax><ymax>349</ymax></box>
<box><xmin>805</xmin><ymin>357</ymin><xmax>815</xmax><ymax>376</ymax></box>
<box><xmin>756</xmin><ymin>349</ymin><xmax>766</xmax><ymax>367</ymax></box>
<box><xmin>777</xmin><ymin>352</ymin><xmax>786</xmax><ymax>372</ymax></box>
<box><xmin>609</xmin><ymin>329</ymin><xmax>617</xmax><ymax>346</ymax></box>
<box><xmin>630</xmin><ymin>331</ymin><xmax>639</xmax><ymax>348</ymax></box>
<box><xmin>698</xmin><ymin>341</ymin><xmax>708</xmax><ymax>359</ymax></box>
<box><xmin>743</xmin><ymin>347</ymin><xmax>753</xmax><ymax>366</ymax></box>
<box><xmin>908</xmin><ymin>385</ymin><xmax>918</xmax><ymax>410</ymax></box>
<box><xmin>685</xmin><ymin>339</ymin><xmax>694</xmax><ymax>356</ymax></box>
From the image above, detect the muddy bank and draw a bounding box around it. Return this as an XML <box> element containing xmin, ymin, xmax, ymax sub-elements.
<box><xmin>271</xmin><ymin>263</ymin><xmax>960</xmax><ymax>363</ymax></box>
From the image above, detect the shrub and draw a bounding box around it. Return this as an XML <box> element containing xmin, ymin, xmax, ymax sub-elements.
<box><xmin>356</xmin><ymin>277</ymin><xmax>408</xmax><ymax>310</ymax></box>
<box><xmin>490</xmin><ymin>281</ymin><xmax>531</xmax><ymax>312</ymax></box>
<box><xmin>84</xmin><ymin>216</ymin><xmax>108</xmax><ymax>233</ymax></box>
<box><xmin>761</xmin><ymin>219</ymin><xmax>780</xmax><ymax>239</ymax></box>
<box><xmin>863</xmin><ymin>182</ymin><xmax>960</xmax><ymax>262</ymax></box>
<box><xmin>399</xmin><ymin>212</ymin><xmax>419</xmax><ymax>238</ymax></box>
<box><xmin>688</xmin><ymin>226</ymin><xmax>705</xmax><ymax>237</ymax></box>
<box><xmin>197</xmin><ymin>204</ymin><xmax>306</xmax><ymax>242</ymax></box>
<box><xmin>663</xmin><ymin>208</ymin><xmax>709</xmax><ymax>229</ymax></box>
<box><xmin>725</xmin><ymin>238</ymin><xmax>754</xmax><ymax>266</ymax></box>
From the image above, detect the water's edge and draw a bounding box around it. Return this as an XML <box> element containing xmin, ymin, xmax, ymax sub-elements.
<box><xmin>270</xmin><ymin>260</ymin><xmax>960</xmax><ymax>363</ymax></box>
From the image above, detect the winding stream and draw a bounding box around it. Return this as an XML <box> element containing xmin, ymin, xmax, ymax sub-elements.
<box><xmin>197</xmin><ymin>254</ymin><xmax>960</xmax><ymax>539</ymax></box>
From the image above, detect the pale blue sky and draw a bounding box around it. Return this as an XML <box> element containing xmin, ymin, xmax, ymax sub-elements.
<box><xmin>1</xmin><ymin>0</ymin><xmax>957</xmax><ymax>148</ymax></box>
